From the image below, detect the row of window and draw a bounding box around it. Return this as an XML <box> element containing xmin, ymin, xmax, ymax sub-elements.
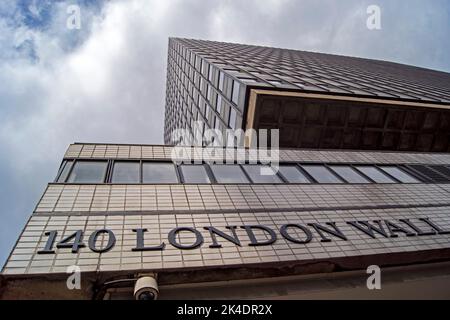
<box><xmin>56</xmin><ymin>160</ymin><xmax>425</xmax><ymax>185</ymax></box>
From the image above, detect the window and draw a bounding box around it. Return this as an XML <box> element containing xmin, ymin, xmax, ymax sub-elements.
<box><xmin>231</xmin><ymin>80</ymin><xmax>240</xmax><ymax>105</ymax></box>
<box><xmin>112</xmin><ymin>161</ymin><xmax>140</xmax><ymax>183</ymax></box>
<box><xmin>278</xmin><ymin>165</ymin><xmax>310</xmax><ymax>183</ymax></box>
<box><xmin>210</xmin><ymin>165</ymin><xmax>249</xmax><ymax>183</ymax></box>
<box><xmin>229</xmin><ymin>107</ymin><xmax>237</xmax><ymax>129</ymax></box>
<box><xmin>67</xmin><ymin>161</ymin><xmax>107</xmax><ymax>183</ymax></box>
<box><xmin>57</xmin><ymin>160</ymin><xmax>73</xmax><ymax>182</ymax></box>
<box><xmin>354</xmin><ymin>166</ymin><xmax>396</xmax><ymax>183</ymax></box>
<box><xmin>142</xmin><ymin>162</ymin><xmax>178</xmax><ymax>183</ymax></box>
<box><xmin>218</xmin><ymin>71</ymin><xmax>224</xmax><ymax>92</ymax></box>
<box><xmin>242</xmin><ymin>165</ymin><xmax>282</xmax><ymax>183</ymax></box>
<box><xmin>301</xmin><ymin>165</ymin><xmax>343</xmax><ymax>183</ymax></box>
<box><xmin>180</xmin><ymin>165</ymin><xmax>210</xmax><ymax>183</ymax></box>
<box><xmin>379</xmin><ymin>166</ymin><xmax>419</xmax><ymax>183</ymax></box>
<box><xmin>207</xmin><ymin>84</ymin><xmax>212</xmax><ymax>102</ymax></box>
<box><xmin>329</xmin><ymin>165</ymin><xmax>370</xmax><ymax>183</ymax></box>
<box><xmin>216</xmin><ymin>94</ymin><xmax>222</xmax><ymax>113</ymax></box>
<box><xmin>208</xmin><ymin>65</ymin><xmax>214</xmax><ymax>82</ymax></box>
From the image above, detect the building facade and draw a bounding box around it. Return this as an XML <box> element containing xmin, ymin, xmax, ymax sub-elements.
<box><xmin>2</xmin><ymin>39</ymin><xmax>450</xmax><ymax>299</ymax></box>
<box><xmin>164</xmin><ymin>38</ymin><xmax>450</xmax><ymax>151</ymax></box>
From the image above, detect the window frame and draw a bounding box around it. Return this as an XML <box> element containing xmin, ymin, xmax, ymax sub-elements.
<box><xmin>53</xmin><ymin>159</ymin><xmax>430</xmax><ymax>185</ymax></box>
<box><xmin>110</xmin><ymin>160</ymin><xmax>142</xmax><ymax>184</ymax></box>
<box><xmin>66</xmin><ymin>159</ymin><xmax>109</xmax><ymax>184</ymax></box>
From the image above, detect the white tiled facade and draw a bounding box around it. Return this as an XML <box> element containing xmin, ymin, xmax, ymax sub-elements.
<box><xmin>3</xmin><ymin>143</ymin><xmax>450</xmax><ymax>279</ymax></box>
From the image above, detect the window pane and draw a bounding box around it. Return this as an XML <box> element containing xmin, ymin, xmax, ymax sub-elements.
<box><xmin>278</xmin><ymin>165</ymin><xmax>310</xmax><ymax>183</ymax></box>
<box><xmin>181</xmin><ymin>165</ymin><xmax>210</xmax><ymax>183</ymax></box>
<box><xmin>112</xmin><ymin>162</ymin><xmax>140</xmax><ymax>183</ymax></box>
<box><xmin>57</xmin><ymin>160</ymin><xmax>73</xmax><ymax>182</ymax></box>
<box><xmin>229</xmin><ymin>107</ymin><xmax>236</xmax><ymax>129</ymax></box>
<box><xmin>218</xmin><ymin>72</ymin><xmax>224</xmax><ymax>91</ymax></box>
<box><xmin>231</xmin><ymin>80</ymin><xmax>240</xmax><ymax>105</ymax></box>
<box><xmin>329</xmin><ymin>165</ymin><xmax>370</xmax><ymax>183</ymax></box>
<box><xmin>355</xmin><ymin>166</ymin><xmax>396</xmax><ymax>183</ymax></box>
<box><xmin>242</xmin><ymin>165</ymin><xmax>282</xmax><ymax>183</ymax></box>
<box><xmin>301</xmin><ymin>165</ymin><xmax>343</xmax><ymax>183</ymax></box>
<box><xmin>379</xmin><ymin>166</ymin><xmax>419</xmax><ymax>183</ymax></box>
<box><xmin>142</xmin><ymin>162</ymin><xmax>178</xmax><ymax>183</ymax></box>
<box><xmin>211</xmin><ymin>165</ymin><xmax>249</xmax><ymax>183</ymax></box>
<box><xmin>67</xmin><ymin>161</ymin><xmax>107</xmax><ymax>183</ymax></box>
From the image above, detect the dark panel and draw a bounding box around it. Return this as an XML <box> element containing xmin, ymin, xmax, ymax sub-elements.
<box><xmin>253</xmin><ymin>95</ymin><xmax>450</xmax><ymax>152</ymax></box>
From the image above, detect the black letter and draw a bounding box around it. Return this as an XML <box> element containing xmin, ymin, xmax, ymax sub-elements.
<box><xmin>168</xmin><ymin>227</ymin><xmax>203</xmax><ymax>249</ymax></box>
<box><xmin>280</xmin><ymin>224</ymin><xmax>312</xmax><ymax>244</ymax></box>
<box><xmin>203</xmin><ymin>226</ymin><xmax>241</xmax><ymax>248</ymax></box>
<box><xmin>347</xmin><ymin>220</ymin><xmax>389</xmax><ymax>238</ymax></box>
<box><xmin>399</xmin><ymin>219</ymin><xmax>436</xmax><ymax>236</ymax></box>
<box><xmin>241</xmin><ymin>225</ymin><xmax>277</xmax><ymax>246</ymax></box>
<box><xmin>307</xmin><ymin>222</ymin><xmax>347</xmax><ymax>242</ymax></box>
<box><xmin>419</xmin><ymin>218</ymin><xmax>450</xmax><ymax>235</ymax></box>
<box><xmin>384</xmin><ymin>220</ymin><xmax>416</xmax><ymax>237</ymax></box>
<box><xmin>132</xmin><ymin>228</ymin><xmax>165</xmax><ymax>251</ymax></box>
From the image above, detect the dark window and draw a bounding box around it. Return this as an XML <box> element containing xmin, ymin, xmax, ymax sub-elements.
<box><xmin>67</xmin><ymin>161</ymin><xmax>107</xmax><ymax>183</ymax></box>
<box><xmin>142</xmin><ymin>162</ymin><xmax>178</xmax><ymax>183</ymax></box>
<box><xmin>301</xmin><ymin>165</ymin><xmax>343</xmax><ymax>183</ymax></box>
<box><xmin>57</xmin><ymin>160</ymin><xmax>73</xmax><ymax>182</ymax></box>
<box><xmin>210</xmin><ymin>165</ymin><xmax>249</xmax><ymax>183</ymax></box>
<box><xmin>278</xmin><ymin>165</ymin><xmax>310</xmax><ymax>183</ymax></box>
<box><xmin>378</xmin><ymin>166</ymin><xmax>419</xmax><ymax>183</ymax></box>
<box><xmin>242</xmin><ymin>165</ymin><xmax>282</xmax><ymax>183</ymax></box>
<box><xmin>354</xmin><ymin>166</ymin><xmax>396</xmax><ymax>183</ymax></box>
<box><xmin>180</xmin><ymin>165</ymin><xmax>210</xmax><ymax>183</ymax></box>
<box><xmin>112</xmin><ymin>161</ymin><xmax>140</xmax><ymax>183</ymax></box>
<box><xmin>329</xmin><ymin>165</ymin><xmax>370</xmax><ymax>183</ymax></box>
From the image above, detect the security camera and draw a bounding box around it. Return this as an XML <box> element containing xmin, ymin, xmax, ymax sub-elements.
<box><xmin>134</xmin><ymin>275</ymin><xmax>159</xmax><ymax>300</ymax></box>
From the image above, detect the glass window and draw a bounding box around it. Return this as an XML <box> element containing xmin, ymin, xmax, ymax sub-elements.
<box><xmin>211</xmin><ymin>165</ymin><xmax>249</xmax><ymax>183</ymax></box>
<box><xmin>216</xmin><ymin>94</ymin><xmax>222</xmax><ymax>113</ymax></box>
<box><xmin>329</xmin><ymin>165</ymin><xmax>370</xmax><ymax>183</ymax></box>
<box><xmin>67</xmin><ymin>161</ymin><xmax>107</xmax><ymax>183</ymax></box>
<box><xmin>229</xmin><ymin>107</ymin><xmax>237</xmax><ymax>129</ymax></box>
<box><xmin>218</xmin><ymin>71</ymin><xmax>224</xmax><ymax>92</ymax></box>
<box><xmin>278</xmin><ymin>165</ymin><xmax>310</xmax><ymax>183</ymax></box>
<box><xmin>354</xmin><ymin>166</ymin><xmax>396</xmax><ymax>183</ymax></box>
<box><xmin>180</xmin><ymin>165</ymin><xmax>210</xmax><ymax>183</ymax></box>
<box><xmin>57</xmin><ymin>160</ymin><xmax>73</xmax><ymax>182</ymax></box>
<box><xmin>231</xmin><ymin>80</ymin><xmax>240</xmax><ymax>105</ymax></box>
<box><xmin>379</xmin><ymin>166</ymin><xmax>419</xmax><ymax>183</ymax></box>
<box><xmin>242</xmin><ymin>165</ymin><xmax>282</xmax><ymax>183</ymax></box>
<box><xmin>112</xmin><ymin>161</ymin><xmax>140</xmax><ymax>183</ymax></box>
<box><xmin>301</xmin><ymin>165</ymin><xmax>343</xmax><ymax>183</ymax></box>
<box><xmin>142</xmin><ymin>162</ymin><xmax>178</xmax><ymax>183</ymax></box>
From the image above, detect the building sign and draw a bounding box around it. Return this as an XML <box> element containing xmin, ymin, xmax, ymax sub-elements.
<box><xmin>37</xmin><ymin>217</ymin><xmax>450</xmax><ymax>255</ymax></box>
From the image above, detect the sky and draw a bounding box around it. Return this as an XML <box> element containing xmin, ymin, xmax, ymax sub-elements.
<box><xmin>0</xmin><ymin>0</ymin><xmax>449</xmax><ymax>266</ymax></box>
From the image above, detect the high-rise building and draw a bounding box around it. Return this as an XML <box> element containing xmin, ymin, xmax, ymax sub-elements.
<box><xmin>165</xmin><ymin>38</ymin><xmax>450</xmax><ymax>151</ymax></box>
<box><xmin>2</xmin><ymin>38</ymin><xmax>450</xmax><ymax>300</ymax></box>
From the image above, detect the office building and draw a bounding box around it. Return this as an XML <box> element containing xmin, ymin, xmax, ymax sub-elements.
<box><xmin>2</xmin><ymin>39</ymin><xmax>450</xmax><ymax>299</ymax></box>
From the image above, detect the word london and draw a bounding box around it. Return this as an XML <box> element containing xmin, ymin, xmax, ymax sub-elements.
<box><xmin>37</xmin><ymin>217</ymin><xmax>450</xmax><ymax>254</ymax></box>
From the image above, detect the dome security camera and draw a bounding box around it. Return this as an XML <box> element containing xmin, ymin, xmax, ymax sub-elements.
<box><xmin>134</xmin><ymin>276</ymin><xmax>159</xmax><ymax>300</ymax></box>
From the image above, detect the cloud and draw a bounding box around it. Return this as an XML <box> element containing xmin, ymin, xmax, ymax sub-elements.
<box><xmin>0</xmin><ymin>0</ymin><xmax>449</xmax><ymax>265</ymax></box>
